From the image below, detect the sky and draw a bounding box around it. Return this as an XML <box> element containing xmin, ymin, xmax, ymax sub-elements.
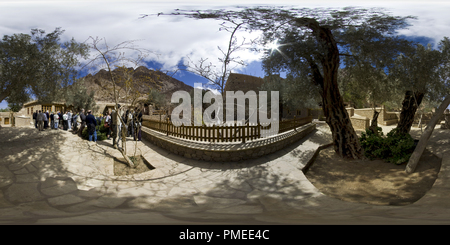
<box><xmin>0</xmin><ymin>0</ymin><xmax>449</xmax><ymax>109</ymax></box>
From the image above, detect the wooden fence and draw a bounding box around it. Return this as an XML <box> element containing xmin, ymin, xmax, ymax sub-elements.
<box><xmin>142</xmin><ymin>116</ymin><xmax>313</xmax><ymax>143</ymax></box>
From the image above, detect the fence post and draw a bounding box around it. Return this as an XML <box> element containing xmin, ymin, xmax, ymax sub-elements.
<box><xmin>242</xmin><ymin>123</ymin><xmax>246</xmax><ymax>143</ymax></box>
<box><xmin>212</xmin><ymin>124</ymin><xmax>215</xmax><ymax>143</ymax></box>
<box><xmin>258</xmin><ymin>122</ymin><xmax>261</xmax><ymax>138</ymax></box>
<box><xmin>166</xmin><ymin>117</ymin><xmax>169</xmax><ymax>136</ymax></box>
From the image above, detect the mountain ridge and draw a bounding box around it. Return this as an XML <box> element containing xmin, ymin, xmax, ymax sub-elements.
<box><xmin>79</xmin><ymin>66</ymin><xmax>193</xmax><ymax>103</ymax></box>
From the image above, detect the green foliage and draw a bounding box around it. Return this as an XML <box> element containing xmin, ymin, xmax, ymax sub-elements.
<box><xmin>81</xmin><ymin>118</ymin><xmax>109</xmax><ymax>141</ymax></box>
<box><xmin>259</xmin><ymin>74</ymin><xmax>321</xmax><ymax>110</ymax></box>
<box><xmin>359</xmin><ymin>127</ymin><xmax>416</xmax><ymax>164</ymax></box>
<box><xmin>0</xmin><ymin>28</ymin><xmax>88</xmax><ymax>105</ymax></box>
<box><xmin>148</xmin><ymin>88</ymin><xmax>166</xmax><ymax>109</ymax></box>
<box><xmin>359</xmin><ymin>127</ymin><xmax>388</xmax><ymax>160</ymax></box>
<box><xmin>8</xmin><ymin>102</ymin><xmax>23</xmax><ymax>112</ymax></box>
<box><xmin>390</xmin><ymin>43</ymin><xmax>444</xmax><ymax>101</ymax></box>
<box><xmin>65</xmin><ymin>79</ymin><xmax>97</xmax><ymax>112</ymax></box>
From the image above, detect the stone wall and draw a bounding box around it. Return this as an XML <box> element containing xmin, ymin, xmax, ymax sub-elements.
<box><xmin>0</xmin><ymin>111</ymin><xmax>35</xmax><ymax>127</ymax></box>
<box><xmin>353</xmin><ymin>108</ymin><xmax>377</xmax><ymax>119</ymax></box>
<box><xmin>441</xmin><ymin>111</ymin><xmax>450</xmax><ymax>129</ymax></box>
<box><xmin>353</xmin><ymin>105</ymin><xmax>398</xmax><ymax>126</ymax></box>
<box><xmin>141</xmin><ymin>123</ymin><xmax>316</xmax><ymax>162</ymax></box>
<box><xmin>350</xmin><ymin>115</ymin><xmax>369</xmax><ymax>131</ymax></box>
<box><xmin>0</xmin><ymin>112</ymin><xmax>11</xmax><ymax>127</ymax></box>
<box><xmin>14</xmin><ymin>115</ymin><xmax>32</xmax><ymax>127</ymax></box>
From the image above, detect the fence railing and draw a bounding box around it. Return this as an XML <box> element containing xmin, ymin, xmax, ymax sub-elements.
<box><xmin>142</xmin><ymin>116</ymin><xmax>313</xmax><ymax>143</ymax></box>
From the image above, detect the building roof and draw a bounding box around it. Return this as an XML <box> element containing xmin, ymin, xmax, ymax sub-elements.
<box><xmin>23</xmin><ymin>100</ymin><xmax>66</xmax><ymax>107</ymax></box>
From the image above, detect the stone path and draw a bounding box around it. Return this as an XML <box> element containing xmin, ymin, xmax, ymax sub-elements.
<box><xmin>1</xmin><ymin>124</ymin><xmax>450</xmax><ymax>225</ymax></box>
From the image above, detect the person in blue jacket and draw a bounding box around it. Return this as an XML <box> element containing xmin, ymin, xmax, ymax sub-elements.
<box><xmin>85</xmin><ymin>110</ymin><xmax>97</xmax><ymax>142</ymax></box>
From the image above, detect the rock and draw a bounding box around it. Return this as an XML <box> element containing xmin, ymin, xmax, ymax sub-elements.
<box><xmin>40</xmin><ymin>177</ymin><xmax>78</xmax><ymax>196</ymax></box>
<box><xmin>47</xmin><ymin>194</ymin><xmax>85</xmax><ymax>206</ymax></box>
<box><xmin>0</xmin><ymin>165</ymin><xmax>14</xmax><ymax>188</ymax></box>
<box><xmin>4</xmin><ymin>183</ymin><xmax>45</xmax><ymax>203</ymax></box>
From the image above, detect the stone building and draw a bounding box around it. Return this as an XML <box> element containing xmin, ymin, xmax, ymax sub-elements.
<box><xmin>2</xmin><ymin>100</ymin><xmax>71</xmax><ymax>128</ymax></box>
<box><xmin>22</xmin><ymin>100</ymin><xmax>68</xmax><ymax>116</ymax></box>
<box><xmin>0</xmin><ymin>112</ymin><xmax>12</xmax><ymax>127</ymax></box>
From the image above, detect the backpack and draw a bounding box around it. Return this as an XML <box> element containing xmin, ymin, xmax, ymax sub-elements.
<box><xmin>54</xmin><ymin>114</ymin><xmax>59</xmax><ymax>120</ymax></box>
<box><xmin>63</xmin><ymin>114</ymin><xmax>68</xmax><ymax>120</ymax></box>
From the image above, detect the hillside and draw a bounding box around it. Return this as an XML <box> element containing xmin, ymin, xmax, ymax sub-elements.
<box><xmin>78</xmin><ymin>66</ymin><xmax>193</xmax><ymax>103</ymax></box>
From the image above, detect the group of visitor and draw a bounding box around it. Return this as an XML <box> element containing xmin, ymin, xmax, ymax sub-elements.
<box><xmin>32</xmin><ymin>106</ymin><xmax>143</xmax><ymax>146</ymax></box>
<box><xmin>33</xmin><ymin>110</ymin><xmax>77</xmax><ymax>132</ymax></box>
<box><xmin>108</xmin><ymin>104</ymin><xmax>143</xmax><ymax>149</ymax></box>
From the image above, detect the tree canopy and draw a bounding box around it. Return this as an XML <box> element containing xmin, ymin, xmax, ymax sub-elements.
<box><xmin>0</xmin><ymin>28</ymin><xmax>88</xmax><ymax>106</ymax></box>
<box><xmin>152</xmin><ymin>6</ymin><xmax>422</xmax><ymax>159</ymax></box>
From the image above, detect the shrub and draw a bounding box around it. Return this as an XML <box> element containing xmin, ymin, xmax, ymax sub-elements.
<box><xmin>384</xmin><ymin>128</ymin><xmax>416</xmax><ymax>164</ymax></box>
<box><xmin>82</xmin><ymin>117</ymin><xmax>108</xmax><ymax>141</ymax></box>
<box><xmin>359</xmin><ymin>127</ymin><xmax>389</xmax><ymax>160</ymax></box>
<box><xmin>359</xmin><ymin>127</ymin><xmax>415</xmax><ymax>165</ymax></box>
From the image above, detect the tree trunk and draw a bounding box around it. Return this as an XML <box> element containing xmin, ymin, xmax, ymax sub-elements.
<box><xmin>405</xmin><ymin>95</ymin><xmax>450</xmax><ymax>173</ymax></box>
<box><xmin>369</xmin><ymin>109</ymin><xmax>380</xmax><ymax>135</ymax></box>
<box><xmin>322</xmin><ymin>89</ymin><xmax>363</xmax><ymax>159</ymax></box>
<box><xmin>297</xmin><ymin>17</ymin><xmax>364</xmax><ymax>159</ymax></box>
<box><xmin>396</xmin><ymin>90</ymin><xmax>425</xmax><ymax>134</ymax></box>
<box><xmin>0</xmin><ymin>91</ymin><xmax>9</xmax><ymax>104</ymax></box>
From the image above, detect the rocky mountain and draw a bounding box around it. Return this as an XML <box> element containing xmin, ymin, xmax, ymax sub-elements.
<box><xmin>79</xmin><ymin>66</ymin><xmax>193</xmax><ymax>103</ymax></box>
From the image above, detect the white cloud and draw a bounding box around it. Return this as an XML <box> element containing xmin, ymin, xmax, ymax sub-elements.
<box><xmin>0</xmin><ymin>0</ymin><xmax>449</xmax><ymax>78</ymax></box>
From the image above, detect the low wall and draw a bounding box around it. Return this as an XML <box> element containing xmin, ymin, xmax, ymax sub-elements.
<box><xmin>350</xmin><ymin>116</ymin><xmax>369</xmax><ymax>131</ymax></box>
<box><xmin>442</xmin><ymin>113</ymin><xmax>450</xmax><ymax>129</ymax></box>
<box><xmin>14</xmin><ymin>116</ymin><xmax>32</xmax><ymax>127</ymax></box>
<box><xmin>353</xmin><ymin>108</ymin><xmax>377</xmax><ymax>119</ymax></box>
<box><xmin>141</xmin><ymin>123</ymin><xmax>317</xmax><ymax>162</ymax></box>
<box><xmin>0</xmin><ymin>112</ymin><xmax>32</xmax><ymax>127</ymax></box>
<box><xmin>353</xmin><ymin>106</ymin><xmax>398</xmax><ymax>126</ymax></box>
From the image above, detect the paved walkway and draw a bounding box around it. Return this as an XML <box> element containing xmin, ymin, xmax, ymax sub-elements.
<box><xmin>0</xmin><ymin>123</ymin><xmax>450</xmax><ymax>225</ymax></box>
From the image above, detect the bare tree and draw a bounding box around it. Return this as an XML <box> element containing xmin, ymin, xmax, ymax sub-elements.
<box><xmin>181</xmin><ymin>19</ymin><xmax>258</xmax><ymax>94</ymax></box>
<box><xmin>85</xmin><ymin>36</ymin><xmax>154</xmax><ymax>168</ymax></box>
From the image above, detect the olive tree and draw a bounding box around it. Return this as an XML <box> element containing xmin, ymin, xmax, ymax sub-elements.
<box><xmin>160</xmin><ymin>6</ymin><xmax>415</xmax><ymax>159</ymax></box>
<box><xmin>390</xmin><ymin>42</ymin><xmax>445</xmax><ymax>134</ymax></box>
<box><xmin>0</xmin><ymin>28</ymin><xmax>88</xmax><ymax>105</ymax></box>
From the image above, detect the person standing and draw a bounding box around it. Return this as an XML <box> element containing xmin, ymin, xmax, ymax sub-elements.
<box><xmin>62</xmin><ymin>111</ymin><xmax>68</xmax><ymax>130</ymax></box>
<box><xmin>85</xmin><ymin>110</ymin><xmax>97</xmax><ymax>142</ymax></box>
<box><xmin>134</xmin><ymin>107</ymin><xmax>142</xmax><ymax>141</ymax></box>
<box><xmin>37</xmin><ymin>110</ymin><xmax>44</xmax><ymax>131</ymax></box>
<box><xmin>33</xmin><ymin>111</ymin><xmax>37</xmax><ymax>129</ymax></box>
<box><xmin>72</xmin><ymin>112</ymin><xmax>78</xmax><ymax>133</ymax></box>
<box><xmin>50</xmin><ymin>112</ymin><xmax>54</xmax><ymax>129</ymax></box>
<box><xmin>78</xmin><ymin>109</ymin><xmax>86</xmax><ymax>137</ymax></box>
<box><xmin>53</xmin><ymin>111</ymin><xmax>59</xmax><ymax>129</ymax></box>
<box><xmin>127</xmin><ymin>109</ymin><xmax>134</xmax><ymax>137</ymax></box>
<box><xmin>67</xmin><ymin>110</ymin><xmax>72</xmax><ymax>131</ymax></box>
<box><xmin>44</xmin><ymin>110</ymin><xmax>49</xmax><ymax>129</ymax></box>
<box><xmin>58</xmin><ymin>111</ymin><xmax>62</xmax><ymax>129</ymax></box>
<box><xmin>111</xmin><ymin>104</ymin><xmax>121</xmax><ymax>149</ymax></box>
<box><xmin>104</xmin><ymin>111</ymin><xmax>111</xmax><ymax>140</ymax></box>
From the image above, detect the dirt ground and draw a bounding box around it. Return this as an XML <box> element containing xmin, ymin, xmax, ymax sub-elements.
<box><xmin>113</xmin><ymin>155</ymin><xmax>155</xmax><ymax>176</ymax></box>
<box><xmin>305</xmin><ymin>145</ymin><xmax>442</xmax><ymax>206</ymax></box>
